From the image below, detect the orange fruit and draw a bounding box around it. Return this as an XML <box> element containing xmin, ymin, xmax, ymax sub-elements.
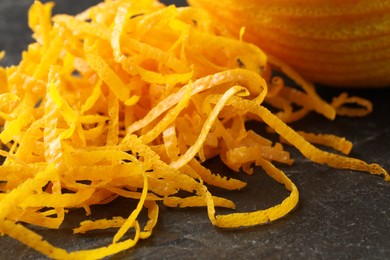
<box><xmin>188</xmin><ymin>0</ymin><xmax>390</xmax><ymax>87</ymax></box>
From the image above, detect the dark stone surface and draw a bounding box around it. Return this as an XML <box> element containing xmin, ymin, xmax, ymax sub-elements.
<box><xmin>1</xmin><ymin>1</ymin><xmax>390</xmax><ymax>259</ymax></box>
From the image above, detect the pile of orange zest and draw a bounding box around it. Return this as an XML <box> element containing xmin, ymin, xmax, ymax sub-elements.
<box><xmin>0</xmin><ymin>1</ymin><xmax>388</xmax><ymax>259</ymax></box>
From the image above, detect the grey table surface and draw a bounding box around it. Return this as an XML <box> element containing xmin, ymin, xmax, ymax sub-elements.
<box><xmin>1</xmin><ymin>1</ymin><xmax>390</xmax><ymax>259</ymax></box>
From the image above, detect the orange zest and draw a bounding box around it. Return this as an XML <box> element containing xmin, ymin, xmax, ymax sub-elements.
<box><xmin>0</xmin><ymin>1</ymin><xmax>388</xmax><ymax>259</ymax></box>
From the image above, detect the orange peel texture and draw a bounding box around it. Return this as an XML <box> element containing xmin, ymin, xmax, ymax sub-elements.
<box><xmin>188</xmin><ymin>0</ymin><xmax>390</xmax><ymax>87</ymax></box>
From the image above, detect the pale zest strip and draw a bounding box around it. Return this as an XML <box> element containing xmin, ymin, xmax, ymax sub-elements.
<box><xmin>0</xmin><ymin>0</ymin><xmax>388</xmax><ymax>259</ymax></box>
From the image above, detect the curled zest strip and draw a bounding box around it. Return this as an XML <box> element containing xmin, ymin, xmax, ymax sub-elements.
<box><xmin>213</xmin><ymin>158</ymin><xmax>299</xmax><ymax>228</ymax></box>
<box><xmin>331</xmin><ymin>92</ymin><xmax>373</xmax><ymax>117</ymax></box>
<box><xmin>228</xmin><ymin>96</ymin><xmax>390</xmax><ymax>180</ymax></box>
<box><xmin>170</xmin><ymin>86</ymin><xmax>250</xmax><ymax>169</ymax></box>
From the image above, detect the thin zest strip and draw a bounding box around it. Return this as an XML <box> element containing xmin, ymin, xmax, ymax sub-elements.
<box><xmin>213</xmin><ymin>158</ymin><xmax>298</xmax><ymax>228</ymax></box>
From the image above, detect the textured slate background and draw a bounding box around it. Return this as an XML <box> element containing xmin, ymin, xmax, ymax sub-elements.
<box><xmin>1</xmin><ymin>1</ymin><xmax>390</xmax><ymax>259</ymax></box>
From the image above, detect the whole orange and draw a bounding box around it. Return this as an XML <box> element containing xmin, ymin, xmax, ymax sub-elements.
<box><xmin>188</xmin><ymin>0</ymin><xmax>390</xmax><ymax>87</ymax></box>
